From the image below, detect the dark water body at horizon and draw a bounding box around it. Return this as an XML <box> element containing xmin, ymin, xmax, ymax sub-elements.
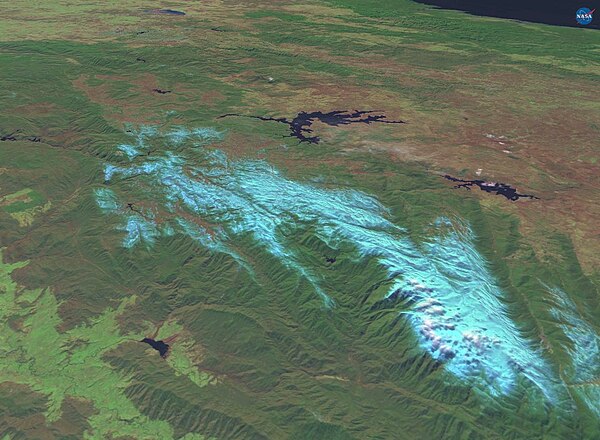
<box><xmin>413</xmin><ymin>0</ymin><xmax>599</xmax><ymax>29</ymax></box>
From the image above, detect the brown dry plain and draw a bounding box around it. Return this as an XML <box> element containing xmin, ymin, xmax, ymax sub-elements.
<box><xmin>4</xmin><ymin>0</ymin><xmax>596</xmax><ymax>272</ymax></box>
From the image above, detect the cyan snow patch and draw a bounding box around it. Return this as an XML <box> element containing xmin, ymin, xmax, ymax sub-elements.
<box><xmin>97</xmin><ymin>125</ymin><xmax>560</xmax><ymax>399</ymax></box>
<box><xmin>546</xmin><ymin>285</ymin><xmax>600</xmax><ymax>416</ymax></box>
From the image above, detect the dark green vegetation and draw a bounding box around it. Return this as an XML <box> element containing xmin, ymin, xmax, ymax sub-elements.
<box><xmin>1</xmin><ymin>1</ymin><xmax>599</xmax><ymax>439</ymax></box>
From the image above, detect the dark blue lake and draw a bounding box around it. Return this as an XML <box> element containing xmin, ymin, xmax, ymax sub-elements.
<box><xmin>140</xmin><ymin>338</ymin><xmax>170</xmax><ymax>357</ymax></box>
<box><xmin>145</xmin><ymin>9</ymin><xmax>186</xmax><ymax>16</ymax></box>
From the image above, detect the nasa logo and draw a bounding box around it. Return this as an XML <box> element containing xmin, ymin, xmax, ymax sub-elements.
<box><xmin>576</xmin><ymin>7</ymin><xmax>595</xmax><ymax>25</ymax></box>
